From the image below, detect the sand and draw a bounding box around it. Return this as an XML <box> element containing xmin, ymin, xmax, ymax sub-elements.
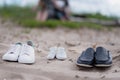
<box><xmin>0</xmin><ymin>20</ymin><xmax>120</xmax><ymax>80</ymax></box>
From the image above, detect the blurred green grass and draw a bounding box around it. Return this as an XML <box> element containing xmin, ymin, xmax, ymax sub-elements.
<box><xmin>73</xmin><ymin>13</ymin><xmax>116</xmax><ymax>21</ymax></box>
<box><xmin>0</xmin><ymin>6</ymin><xmax>115</xmax><ymax>29</ymax></box>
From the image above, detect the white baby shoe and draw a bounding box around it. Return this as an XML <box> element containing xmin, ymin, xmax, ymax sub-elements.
<box><xmin>18</xmin><ymin>41</ymin><xmax>35</xmax><ymax>64</ymax></box>
<box><xmin>47</xmin><ymin>47</ymin><xmax>57</xmax><ymax>60</ymax></box>
<box><xmin>56</xmin><ymin>47</ymin><xmax>67</xmax><ymax>60</ymax></box>
<box><xmin>2</xmin><ymin>43</ymin><xmax>22</xmax><ymax>61</ymax></box>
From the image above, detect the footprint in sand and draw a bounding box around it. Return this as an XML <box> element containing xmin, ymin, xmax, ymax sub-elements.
<box><xmin>2</xmin><ymin>73</ymin><xmax>53</xmax><ymax>80</ymax></box>
<box><xmin>2</xmin><ymin>74</ymin><xmax>25</xmax><ymax>80</ymax></box>
<box><xmin>33</xmin><ymin>76</ymin><xmax>53</xmax><ymax>80</ymax></box>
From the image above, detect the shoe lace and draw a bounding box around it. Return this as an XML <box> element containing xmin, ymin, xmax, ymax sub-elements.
<box><xmin>22</xmin><ymin>45</ymin><xmax>30</xmax><ymax>56</ymax></box>
<box><xmin>9</xmin><ymin>45</ymin><xmax>19</xmax><ymax>54</ymax></box>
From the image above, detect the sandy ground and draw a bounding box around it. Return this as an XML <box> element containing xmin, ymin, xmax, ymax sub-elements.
<box><xmin>0</xmin><ymin>19</ymin><xmax>120</xmax><ymax>80</ymax></box>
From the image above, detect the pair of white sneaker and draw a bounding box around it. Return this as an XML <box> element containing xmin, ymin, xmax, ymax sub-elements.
<box><xmin>47</xmin><ymin>47</ymin><xmax>67</xmax><ymax>60</ymax></box>
<box><xmin>2</xmin><ymin>41</ymin><xmax>35</xmax><ymax>64</ymax></box>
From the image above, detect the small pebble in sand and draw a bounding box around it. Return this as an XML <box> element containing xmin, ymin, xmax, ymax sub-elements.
<box><xmin>84</xmin><ymin>76</ymin><xmax>88</xmax><ymax>79</ymax></box>
<box><xmin>1</xmin><ymin>20</ymin><xmax>5</xmax><ymax>24</ymax></box>
<box><xmin>65</xmin><ymin>41</ymin><xmax>80</xmax><ymax>46</ymax></box>
<box><xmin>68</xmin><ymin>59</ymin><xmax>74</xmax><ymax>63</ymax></box>
<box><xmin>75</xmin><ymin>75</ymin><xmax>80</xmax><ymax>78</ymax></box>
<box><xmin>47</xmin><ymin>61</ymin><xmax>50</xmax><ymax>64</ymax></box>
<box><xmin>101</xmin><ymin>75</ymin><xmax>105</xmax><ymax>79</ymax></box>
<box><xmin>117</xmin><ymin>51</ymin><xmax>120</xmax><ymax>53</ymax></box>
<box><xmin>113</xmin><ymin>69</ymin><xmax>118</xmax><ymax>73</ymax></box>
<box><xmin>37</xmin><ymin>49</ymin><xmax>42</xmax><ymax>53</ymax></box>
<box><xmin>92</xmin><ymin>43</ymin><xmax>97</xmax><ymax>48</ymax></box>
<box><xmin>109</xmin><ymin>42</ymin><xmax>115</xmax><ymax>46</ymax></box>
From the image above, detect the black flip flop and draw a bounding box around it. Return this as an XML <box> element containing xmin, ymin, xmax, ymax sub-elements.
<box><xmin>95</xmin><ymin>47</ymin><xmax>112</xmax><ymax>67</ymax></box>
<box><xmin>76</xmin><ymin>48</ymin><xmax>95</xmax><ymax>67</ymax></box>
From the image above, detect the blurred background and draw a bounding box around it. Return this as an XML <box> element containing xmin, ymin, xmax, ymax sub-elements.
<box><xmin>0</xmin><ymin>0</ymin><xmax>120</xmax><ymax>28</ymax></box>
<box><xmin>0</xmin><ymin>1</ymin><xmax>120</xmax><ymax>79</ymax></box>
<box><xmin>0</xmin><ymin>0</ymin><xmax>120</xmax><ymax>17</ymax></box>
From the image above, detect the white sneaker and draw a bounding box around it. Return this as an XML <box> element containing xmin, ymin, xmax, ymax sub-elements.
<box><xmin>47</xmin><ymin>47</ymin><xmax>57</xmax><ymax>60</ymax></box>
<box><xmin>18</xmin><ymin>41</ymin><xmax>35</xmax><ymax>64</ymax></box>
<box><xmin>56</xmin><ymin>47</ymin><xmax>67</xmax><ymax>60</ymax></box>
<box><xmin>2</xmin><ymin>43</ymin><xmax>22</xmax><ymax>61</ymax></box>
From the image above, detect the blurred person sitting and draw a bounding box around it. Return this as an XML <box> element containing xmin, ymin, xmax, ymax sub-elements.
<box><xmin>35</xmin><ymin>0</ymin><xmax>70</xmax><ymax>21</ymax></box>
<box><xmin>53</xmin><ymin>0</ymin><xmax>70</xmax><ymax>20</ymax></box>
<box><xmin>35</xmin><ymin>0</ymin><xmax>53</xmax><ymax>21</ymax></box>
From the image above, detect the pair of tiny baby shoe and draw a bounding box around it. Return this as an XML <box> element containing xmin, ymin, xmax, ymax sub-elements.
<box><xmin>47</xmin><ymin>47</ymin><xmax>67</xmax><ymax>60</ymax></box>
<box><xmin>2</xmin><ymin>41</ymin><xmax>35</xmax><ymax>64</ymax></box>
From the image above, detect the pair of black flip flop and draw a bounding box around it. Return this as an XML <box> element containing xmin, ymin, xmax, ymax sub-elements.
<box><xmin>76</xmin><ymin>47</ymin><xmax>112</xmax><ymax>67</ymax></box>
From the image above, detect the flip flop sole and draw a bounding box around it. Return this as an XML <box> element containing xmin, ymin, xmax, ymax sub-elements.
<box><xmin>76</xmin><ymin>63</ymin><xmax>93</xmax><ymax>67</ymax></box>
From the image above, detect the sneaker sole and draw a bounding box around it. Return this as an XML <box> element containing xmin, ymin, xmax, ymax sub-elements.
<box><xmin>76</xmin><ymin>63</ymin><xmax>93</xmax><ymax>68</ymax></box>
<box><xmin>95</xmin><ymin>64</ymin><xmax>112</xmax><ymax>67</ymax></box>
<box><xmin>18</xmin><ymin>61</ymin><xmax>35</xmax><ymax>64</ymax></box>
<box><xmin>2</xmin><ymin>57</ymin><xmax>18</xmax><ymax>62</ymax></box>
<box><xmin>56</xmin><ymin>57</ymin><xmax>67</xmax><ymax>61</ymax></box>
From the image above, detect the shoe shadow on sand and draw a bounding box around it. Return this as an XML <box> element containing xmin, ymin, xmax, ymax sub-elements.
<box><xmin>2</xmin><ymin>60</ymin><xmax>35</xmax><ymax>65</ymax></box>
<box><xmin>76</xmin><ymin>65</ymin><xmax>112</xmax><ymax>72</ymax></box>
